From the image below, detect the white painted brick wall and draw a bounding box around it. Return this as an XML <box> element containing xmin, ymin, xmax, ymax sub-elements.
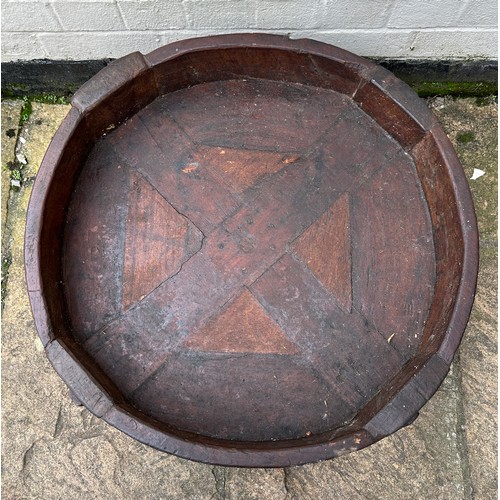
<box><xmin>118</xmin><ymin>1</ymin><xmax>186</xmax><ymax>30</ymax></box>
<box><xmin>1</xmin><ymin>0</ymin><xmax>497</xmax><ymax>62</ymax></box>
<box><xmin>52</xmin><ymin>1</ymin><xmax>126</xmax><ymax>31</ymax></box>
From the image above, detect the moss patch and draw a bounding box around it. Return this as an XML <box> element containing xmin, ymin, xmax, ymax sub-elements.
<box><xmin>19</xmin><ymin>97</ymin><xmax>33</xmax><ymax>125</ymax></box>
<box><xmin>414</xmin><ymin>81</ymin><xmax>498</xmax><ymax>98</ymax></box>
<box><xmin>456</xmin><ymin>131</ymin><xmax>475</xmax><ymax>144</ymax></box>
<box><xmin>3</xmin><ymin>92</ymin><xmax>70</xmax><ymax>105</ymax></box>
<box><xmin>475</xmin><ymin>95</ymin><xmax>497</xmax><ymax>107</ymax></box>
<box><xmin>31</xmin><ymin>94</ymin><xmax>69</xmax><ymax>105</ymax></box>
<box><xmin>1</xmin><ymin>82</ymin><xmax>28</xmax><ymax>99</ymax></box>
<box><xmin>18</xmin><ymin>95</ymin><xmax>69</xmax><ymax>122</ymax></box>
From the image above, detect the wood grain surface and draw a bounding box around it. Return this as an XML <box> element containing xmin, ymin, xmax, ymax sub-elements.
<box><xmin>25</xmin><ymin>34</ymin><xmax>478</xmax><ymax>467</ymax></box>
<box><xmin>63</xmin><ymin>78</ymin><xmax>435</xmax><ymax>441</ymax></box>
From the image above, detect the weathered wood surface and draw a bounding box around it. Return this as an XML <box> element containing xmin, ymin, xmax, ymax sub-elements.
<box><xmin>25</xmin><ymin>34</ymin><xmax>478</xmax><ymax>467</ymax></box>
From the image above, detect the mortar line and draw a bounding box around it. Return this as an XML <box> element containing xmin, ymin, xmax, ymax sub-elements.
<box><xmin>456</xmin><ymin>0</ymin><xmax>471</xmax><ymax>21</ymax></box>
<box><xmin>181</xmin><ymin>0</ymin><xmax>193</xmax><ymax>29</ymax></box>
<box><xmin>1</xmin><ymin>105</ymin><xmax>28</xmax><ymax>311</ymax></box>
<box><xmin>385</xmin><ymin>0</ymin><xmax>398</xmax><ymax>24</ymax></box>
<box><xmin>1</xmin><ymin>187</ymin><xmax>19</xmax><ymax>312</ymax></box>
<box><xmin>282</xmin><ymin>467</ymin><xmax>291</xmax><ymax>498</ymax></box>
<box><xmin>114</xmin><ymin>0</ymin><xmax>129</xmax><ymax>30</ymax></box>
<box><xmin>5</xmin><ymin>27</ymin><xmax>498</xmax><ymax>35</ymax></box>
<box><xmin>453</xmin><ymin>350</ymin><xmax>475</xmax><ymax>499</ymax></box>
<box><xmin>47</xmin><ymin>1</ymin><xmax>65</xmax><ymax>31</ymax></box>
<box><xmin>211</xmin><ymin>466</ymin><xmax>227</xmax><ymax>500</ymax></box>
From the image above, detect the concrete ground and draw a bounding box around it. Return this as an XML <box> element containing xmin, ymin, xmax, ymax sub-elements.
<box><xmin>1</xmin><ymin>95</ymin><xmax>497</xmax><ymax>499</ymax></box>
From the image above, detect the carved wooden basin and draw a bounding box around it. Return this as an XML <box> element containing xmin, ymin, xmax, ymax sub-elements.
<box><xmin>25</xmin><ymin>34</ymin><xmax>478</xmax><ymax>467</ymax></box>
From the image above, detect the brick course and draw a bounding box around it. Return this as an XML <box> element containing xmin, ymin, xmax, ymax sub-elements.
<box><xmin>1</xmin><ymin>1</ymin><xmax>497</xmax><ymax>63</ymax></box>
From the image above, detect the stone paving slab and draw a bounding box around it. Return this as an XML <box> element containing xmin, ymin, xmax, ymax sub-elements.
<box><xmin>459</xmin><ymin>247</ymin><xmax>497</xmax><ymax>498</ymax></box>
<box><xmin>283</xmin><ymin>367</ymin><xmax>466</xmax><ymax>500</ymax></box>
<box><xmin>1</xmin><ymin>97</ymin><xmax>497</xmax><ymax>499</ymax></box>
<box><xmin>431</xmin><ymin>96</ymin><xmax>498</xmax><ymax>499</ymax></box>
<box><xmin>430</xmin><ymin>97</ymin><xmax>497</xmax><ymax>243</ymax></box>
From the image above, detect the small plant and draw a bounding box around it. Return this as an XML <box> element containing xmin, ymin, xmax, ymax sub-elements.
<box><xmin>20</xmin><ymin>96</ymin><xmax>33</xmax><ymax>124</ymax></box>
<box><xmin>475</xmin><ymin>95</ymin><xmax>497</xmax><ymax>107</ymax></box>
<box><xmin>11</xmin><ymin>169</ymin><xmax>22</xmax><ymax>181</ymax></box>
<box><xmin>33</xmin><ymin>94</ymin><xmax>68</xmax><ymax>105</ymax></box>
<box><xmin>456</xmin><ymin>131</ymin><xmax>475</xmax><ymax>144</ymax></box>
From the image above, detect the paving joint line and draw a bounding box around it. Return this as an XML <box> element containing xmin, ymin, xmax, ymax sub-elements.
<box><xmin>453</xmin><ymin>351</ymin><xmax>475</xmax><ymax>499</ymax></box>
<box><xmin>1</xmin><ymin>112</ymin><xmax>25</xmax><ymax>311</ymax></box>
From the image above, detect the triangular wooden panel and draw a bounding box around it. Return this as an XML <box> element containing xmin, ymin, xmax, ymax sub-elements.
<box><xmin>183</xmin><ymin>289</ymin><xmax>299</xmax><ymax>354</ymax></box>
<box><xmin>193</xmin><ymin>146</ymin><xmax>299</xmax><ymax>193</ymax></box>
<box><xmin>122</xmin><ymin>172</ymin><xmax>203</xmax><ymax>310</ymax></box>
<box><xmin>292</xmin><ymin>193</ymin><xmax>352</xmax><ymax>312</ymax></box>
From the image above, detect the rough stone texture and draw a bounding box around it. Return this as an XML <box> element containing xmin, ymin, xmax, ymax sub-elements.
<box><xmin>1</xmin><ymin>97</ymin><xmax>497</xmax><ymax>499</ymax></box>
<box><xmin>224</xmin><ymin>468</ymin><xmax>287</xmax><ymax>499</ymax></box>
<box><xmin>429</xmin><ymin>96</ymin><xmax>498</xmax><ymax>242</ymax></box>
<box><xmin>17</xmin><ymin>102</ymin><xmax>71</xmax><ymax>181</ymax></box>
<box><xmin>430</xmin><ymin>96</ymin><xmax>498</xmax><ymax>499</ymax></box>
<box><xmin>284</xmin><ymin>366</ymin><xmax>466</xmax><ymax>499</ymax></box>
<box><xmin>195</xmin><ymin>467</ymin><xmax>288</xmax><ymax>500</ymax></box>
<box><xmin>459</xmin><ymin>247</ymin><xmax>498</xmax><ymax>499</ymax></box>
<box><xmin>1</xmin><ymin>100</ymin><xmax>22</xmax><ymax>232</ymax></box>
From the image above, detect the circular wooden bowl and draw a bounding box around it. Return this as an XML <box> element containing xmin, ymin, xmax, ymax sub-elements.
<box><xmin>25</xmin><ymin>34</ymin><xmax>478</xmax><ymax>467</ymax></box>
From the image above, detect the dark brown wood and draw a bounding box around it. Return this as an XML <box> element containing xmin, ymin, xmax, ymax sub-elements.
<box><xmin>183</xmin><ymin>289</ymin><xmax>300</xmax><ymax>355</ymax></box>
<box><xmin>412</xmin><ymin>125</ymin><xmax>479</xmax><ymax>363</ymax></box>
<box><xmin>349</xmin><ymin>150</ymin><xmax>435</xmax><ymax>359</ymax></box>
<box><xmin>122</xmin><ymin>171</ymin><xmax>204</xmax><ymax>310</ymax></box>
<box><xmin>25</xmin><ymin>34</ymin><xmax>478</xmax><ymax>467</ymax></box>
<box><xmin>291</xmin><ymin>193</ymin><xmax>352</xmax><ymax>312</ymax></box>
<box><xmin>353</xmin><ymin>66</ymin><xmax>437</xmax><ymax>150</ymax></box>
<box><xmin>72</xmin><ymin>51</ymin><xmax>158</xmax><ymax>139</ymax></box>
<box><xmin>25</xmin><ymin>107</ymin><xmax>92</xmax><ymax>346</ymax></box>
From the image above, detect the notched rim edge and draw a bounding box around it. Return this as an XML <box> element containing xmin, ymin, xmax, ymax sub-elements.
<box><xmin>24</xmin><ymin>33</ymin><xmax>479</xmax><ymax>467</ymax></box>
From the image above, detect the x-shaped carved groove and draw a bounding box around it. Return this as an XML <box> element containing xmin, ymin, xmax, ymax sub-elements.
<box><xmin>82</xmin><ymin>93</ymin><xmax>408</xmax><ymax>399</ymax></box>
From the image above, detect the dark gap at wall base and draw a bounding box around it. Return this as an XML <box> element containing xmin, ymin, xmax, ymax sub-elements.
<box><xmin>376</xmin><ymin>59</ymin><xmax>497</xmax><ymax>84</ymax></box>
<box><xmin>2</xmin><ymin>59</ymin><xmax>112</xmax><ymax>98</ymax></box>
<box><xmin>1</xmin><ymin>58</ymin><xmax>498</xmax><ymax>99</ymax></box>
<box><xmin>377</xmin><ymin>59</ymin><xmax>498</xmax><ymax>97</ymax></box>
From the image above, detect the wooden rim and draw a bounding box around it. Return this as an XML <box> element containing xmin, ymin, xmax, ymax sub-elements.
<box><xmin>25</xmin><ymin>33</ymin><xmax>478</xmax><ymax>467</ymax></box>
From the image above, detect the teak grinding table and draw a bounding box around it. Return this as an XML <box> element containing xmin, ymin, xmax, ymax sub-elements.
<box><xmin>25</xmin><ymin>34</ymin><xmax>478</xmax><ymax>467</ymax></box>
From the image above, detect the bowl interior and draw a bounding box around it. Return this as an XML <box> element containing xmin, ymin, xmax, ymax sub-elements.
<box><xmin>26</xmin><ymin>35</ymin><xmax>477</xmax><ymax>466</ymax></box>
